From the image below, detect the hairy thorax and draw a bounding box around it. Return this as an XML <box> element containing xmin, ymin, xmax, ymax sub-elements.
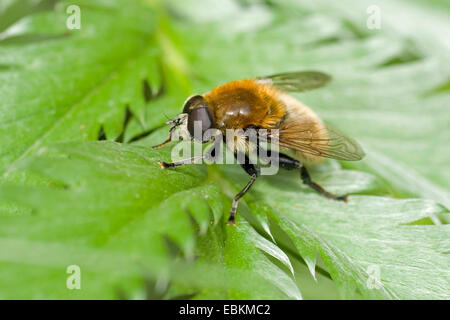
<box><xmin>203</xmin><ymin>79</ymin><xmax>286</xmax><ymax>131</ymax></box>
<box><xmin>203</xmin><ymin>79</ymin><xmax>327</xmax><ymax>163</ymax></box>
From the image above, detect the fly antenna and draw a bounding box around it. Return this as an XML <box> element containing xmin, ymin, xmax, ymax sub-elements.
<box><xmin>162</xmin><ymin>111</ymin><xmax>171</xmax><ymax>121</ymax></box>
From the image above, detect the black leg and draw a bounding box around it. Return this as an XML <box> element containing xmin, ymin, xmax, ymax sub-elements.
<box><xmin>158</xmin><ymin>143</ymin><xmax>220</xmax><ymax>169</ymax></box>
<box><xmin>300</xmin><ymin>165</ymin><xmax>347</xmax><ymax>202</ymax></box>
<box><xmin>158</xmin><ymin>156</ymin><xmax>204</xmax><ymax>169</ymax></box>
<box><xmin>276</xmin><ymin>152</ymin><xmax>347</xmax><ymax>202</ymax></box>
<box><xmin>227</xmin><ymin>153</ymin><xmax>260</xmax><ymax>225</ymax></box>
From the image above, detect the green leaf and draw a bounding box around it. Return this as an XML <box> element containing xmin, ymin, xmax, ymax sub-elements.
<box><xmin>0</xmin><ymin>0</ymin><xmax>62</xmax><ymax>35</ymax></box>
<box><xmin>193</xmin><ymin>218</ymin><xmax>301</xmax><ymax>300</ymax></box>
<box><xmin>0</xmin><ymin>141</ymin><xmax>301</xmax><ymax>299</ymax></box>
<box><xmin>0</xmin><ymin>142</ymin><xmax>209</xmax><ymax>297</ymax></box>
<box><xmin>220</xmin><ymin>165</ymin><xmax>449</xmax><ymax>299</ymax></box>
<box><xmin>0</xmin><ymin>0</ymin><xmax>449</xmax><ymax>299</ymax></box>
<box><xmin>0</xmin><ymin>0</ymin><xmax>166</xmax><ymax>179</ymax></box>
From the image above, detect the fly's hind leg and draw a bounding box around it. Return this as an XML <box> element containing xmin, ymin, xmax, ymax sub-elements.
<box><xmin>277</xmin><ymin>152</ymin><xmax>347</xmax><ymax>202</ymax></box>
<box><xmin>300</xmin><ymin>165</ymin><xmax>347</xmax><ymax>202</ymax></box>
<box><xmin>227</xmin><ymin>153</ymin><xmax>260</xmax><ymax>225</ymax></box>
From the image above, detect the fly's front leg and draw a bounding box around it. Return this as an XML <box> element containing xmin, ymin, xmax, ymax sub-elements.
<box><xmin>158</xmin><ymin>142</ymin><xmax>220</xmax><ymax>169</ymax></box>
<box><xmin>276</xmin><ymin>152</ymin><xmax>347</xmax><ymax>202</ymax></box>
<box><xmin>227</xmin><ymin>153</ymin><xmax>260</xmax><ymax>225</ymax></box>
<box><xmin>158</xmin><ymin>156</ymin><xmax>204</xmax><ymax>169</ymax></box>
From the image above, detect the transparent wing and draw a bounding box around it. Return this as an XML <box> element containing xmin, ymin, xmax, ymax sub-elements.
<box><xmin>257</xmin><ymin>71</ymin><xmax>331</xmax><ymax>92</ymax></box>
<box><xmin>275</xmin><ymin>122</ymin><xmax>365</xmax><ymax>161</ymax></box>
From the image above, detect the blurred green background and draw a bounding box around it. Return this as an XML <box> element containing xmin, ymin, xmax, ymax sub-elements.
<box><xmin>0</xmin><ymin>0</ymin><xmax>448</xmax><ymax>299</ymax></box>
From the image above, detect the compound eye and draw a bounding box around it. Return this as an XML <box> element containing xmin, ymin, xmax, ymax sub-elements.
<box><xmin>183</xmin><ymin>95</ymin><xmax>205</xmax><ymax>114</ymax></box>
<box><xmin>187</xmin><ymin>107</ymin><xmax>213</xmax><ymax>141</ymax></box>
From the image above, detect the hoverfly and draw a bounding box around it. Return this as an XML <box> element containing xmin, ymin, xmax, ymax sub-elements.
<box><xmin>153</xmin><ymin>71</ymin><xmax>365</xmax><ymax>225</ymax></box>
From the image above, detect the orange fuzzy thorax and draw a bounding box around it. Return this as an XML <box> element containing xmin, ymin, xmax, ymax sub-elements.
<box><xmin>203</xmin><ymin>79</ymin><xmax>327</xmax><ymax>163</ymax></box>
<box><xmin>203</xmin><ymin>79</ymin><xmax>286</xmax><ymax>131</ymax></box>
